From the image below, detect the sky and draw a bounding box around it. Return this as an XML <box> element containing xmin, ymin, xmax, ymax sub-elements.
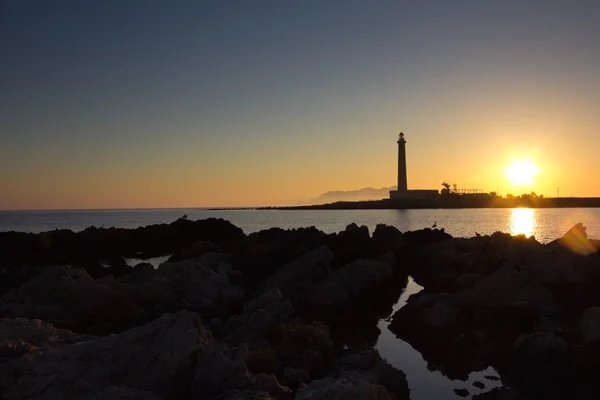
<box><xmin>1</xmin><ymin>0</ymin><xmax>600</xmax><ymax>209</ymax></box>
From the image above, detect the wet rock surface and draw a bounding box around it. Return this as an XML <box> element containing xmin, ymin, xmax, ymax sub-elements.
<box><xmin>0</xmin><ymin>219</ymin><xmax>598</xmax><ymax>399</ymax></box>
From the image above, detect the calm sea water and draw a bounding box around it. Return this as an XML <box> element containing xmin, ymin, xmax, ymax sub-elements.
<box><xmin>2</xmin><ymin>207</ymin><xmax>598</xmax><ymax>399</ymax></box>
<box><xmin>1</xmin><ymin>208</ymin><xmax>599</xmax><ymax>242</ymax></box>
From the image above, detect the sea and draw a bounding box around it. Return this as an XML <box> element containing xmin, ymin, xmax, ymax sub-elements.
<box><xmin>1</xmin><ymin>207</ymin><xmax>599</xmax><ymax>242</ymax></box>
<box><xmin>2</xmin><ymin>207</ymin><xmax>599</xmax><ymax>399</ymax></box>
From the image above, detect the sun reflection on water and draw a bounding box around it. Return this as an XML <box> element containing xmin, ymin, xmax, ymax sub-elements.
<box><xmin>509</xmin><ymin>208</ymin><xmax>536</xmax><ymax>238</ymax></box>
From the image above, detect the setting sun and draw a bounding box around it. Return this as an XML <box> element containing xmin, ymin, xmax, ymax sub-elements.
<box><xmin>505</xmin><ymin>160</ymin><xmax>539</xmax><ymax>187</ymax></box>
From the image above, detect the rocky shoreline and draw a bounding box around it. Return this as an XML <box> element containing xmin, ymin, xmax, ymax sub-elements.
<box><xmin>1</xmin><ymin>218</ymin><xmax>599</xmax><ymax>399</ymax></box>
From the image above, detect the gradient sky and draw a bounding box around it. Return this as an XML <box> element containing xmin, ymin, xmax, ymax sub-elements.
<box><xmin>2</xmin><ymin>1</ymin><xmax>600</xmax><ymax>209</ymax></box>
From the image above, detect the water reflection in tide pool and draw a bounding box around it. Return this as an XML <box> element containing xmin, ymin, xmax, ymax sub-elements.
<box><xmin>376</xmin><ymin>278</ymin><xmax>503</xmax><ymax>400</ymax></box>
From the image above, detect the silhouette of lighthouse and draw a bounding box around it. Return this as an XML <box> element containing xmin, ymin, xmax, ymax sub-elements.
<box><xmin>389</xmin><ymin>132</ymin><xmax>438</xmax><ymax>200</ymax></box>
<box><xmin>397</xmin><ymin>132</ymin><xmax>407</xmax><ymax>192</ymax></box>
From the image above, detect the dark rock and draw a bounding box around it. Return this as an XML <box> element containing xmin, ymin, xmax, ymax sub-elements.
<box><xmin>249</xmin><ymin>374</ymin><xmax>292</xmax><ymax>399</ymax></box>
<box><xmin>247</xmin><ymin>347</ymin><xmax>280</xmax><ymax>375</ymax></box>
<box><xmin>283</xmin><ymin>367</ymin><xmax>311</xmax><ymax>386</ymax></box>
<box><xmin>473</xmin><ymin>380</ymin><xmax>486</xmax><ymax>389</ymax></box>
<box><xmin>0</xmin><ymin>217</ymin><xmax>245</xmax><ymax>268</ymax></box>
<box><xmin>104</xmin><ymin>257</ymin><xmax>133</xmax><ymax>277</ymax></box>
<box><xmin>402</xmin><ymin>228</ymin><xmax>452</xmax><ymax>247</ymax></box>
<box><xmin>254</xmin><ymin>246</ymin><xmax>333</xmax><ymax>301</ymax></box>
<box><xmin>484</xmin><ymin>375</ymin><xmax>501</xmax><ymax>381</ymax></box>
<box><xmin>372</xmin><ymin>224</ymin><xmax>404</xmax><ymax>250</ymax></box>
<box><xmin>514</xmin><ymin>332</ymin><xmax>568</xmax><ymax>362</ymax></box>
<box><xmin>473</xmin><ymin>387</ymin><xmax>522</xmax><ymax>399</ymax></box>
<box><xmin>335</xmin><ymin>349</ymin><xmax>410</xmax><ymax>400</ymax></box>
<box><xmin>295</xmin><ymin>376</ymin><xmax>395</xmax><ymax>400</ymax></box>
<box><xmin>0</xmin><ymin>266</ymin><xmax>150</xmax><ymax>335</ymax></box>
<box><xmin>0</xmin><ymin>317</ymin><xmax>94</xmax><ymax>362</ymax></box>
<box><xmin>222</xmin><ymin>288</ymin><xmax>293</xmax><ymax>346</ymax></box>
<box><xmin>304</xmin><ymin>257</ymin><xmax>395</xmax><ymax>306</ymax></box>
<box><xmin>0</xmin><ymin>253</ymin><xmax>244</xmax><ymax>335</ymax></box>
<box><xmin>454</xmin><ymin>388</ymin><xmax>470</xmax><ymax>397</ymax></box>
<box><xmin>409</xmin><ymin>233</ymin><xmax>540</xmax><ymax>291</ymax></box>
<box><xmin>92</xmin><ymin>387</ymin><xmax>164</xmax><ymax>400</ymax></box>
<box><xmin>579</xmin><ymin>307</ymin><xmax>600</xmax><ymax>344</ymax></box>
<box><xmin>167</xmin><ymin>240</ymin><xmax>219</xmax><ymax>262</ymax></box>
<box><xmin>0</xmin><ymin>311</ymin><xmax>206</xmax><ymax>400</ymax></box>
<box><xmin>456</xmin><ymin>273</ymin><xmax>484</xmax><ymax>289</ymax></box>
<box><xmin>327</xmin><ymin>223</ymin><xmax>380</xmax><ymax>267</ymax></box>
<box><xmin>156</xmin><ymin>252</ymin><xmax>244</xmax><ymax>320</ymax></box>
<box><xmin>271</xmin><ymin>319</ymin><xmax>333</xmax><ymax>378</ymax></box>
<box><xmin>212</xmin><ymin>391</ymin><xmax>273</xmax><ymax>400</ymax></box>
<box><xmin>192</xmin><ymin>342</ymin><xmax>292</xmax><ymax>400</ymax></box>
<box><xmin>230</xmin><ymin>227</ymin><xmax>327</xmax><ymax>279</ymax></box>
<box><xmin>389</xmin><ymin>266</ymin><xmax>557</xmax><ymax>379</ymax></box>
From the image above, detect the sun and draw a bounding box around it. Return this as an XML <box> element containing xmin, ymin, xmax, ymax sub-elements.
<box><xmin>505</xmin><ymin>160</ymin><xmax>539</xmax><ymax>186</ymax></box>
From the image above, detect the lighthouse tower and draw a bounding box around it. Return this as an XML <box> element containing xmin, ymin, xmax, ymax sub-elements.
<box><xmin>389</xmin><ymin>132</ymin><xmax>438</xmax><ymax>200</ymax></box>
<box><xmin>397</xmin><ymin>132</ymin><xmax>408</xmax><ymax>192</ymax></box>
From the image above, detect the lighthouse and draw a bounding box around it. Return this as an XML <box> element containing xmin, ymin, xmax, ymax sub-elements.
<box><xmin>397</xmin><ymin>132</ymin><xmax>408</xmax><ymax>192</ymax></box>
<box><xmin>389</xmin><ymin>132</ymin><xmax>439</xmax><ymax>200</ymax></box>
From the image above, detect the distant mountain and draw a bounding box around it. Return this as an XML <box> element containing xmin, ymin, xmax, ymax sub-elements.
<box><xmin>300</xmin><ymin>186</ymin><xmax>396</xmax><ymax>205</ymax></box>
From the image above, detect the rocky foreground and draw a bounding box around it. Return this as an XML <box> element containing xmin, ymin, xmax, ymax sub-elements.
<box><xmin>0</xmin><ymin>218</ymin><xmax>599</xmax><ymax>399</ymax></box>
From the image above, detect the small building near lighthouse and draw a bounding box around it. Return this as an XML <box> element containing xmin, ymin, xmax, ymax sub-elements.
<box><xmin>389</xmin><ymin>132</ymin><xmax>439</xmax><ymax>200</ymax></box>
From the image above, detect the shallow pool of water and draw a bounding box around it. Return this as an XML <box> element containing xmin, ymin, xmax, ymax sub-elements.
<box><xmin>376</xmin><ymin>277</ymin><xmax>503</xmax><ymax>399</ymax></box>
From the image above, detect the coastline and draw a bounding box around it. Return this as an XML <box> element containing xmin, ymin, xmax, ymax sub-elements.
<box><xmin>259</xmin><ymin>196</ymin><xmax>600</xmax><ymax>210</ymax></box>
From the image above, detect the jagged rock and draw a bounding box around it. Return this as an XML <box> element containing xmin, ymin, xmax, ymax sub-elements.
<box><xmin>192</xmin><ymin>341</ymin><xmax>291</xmax><ymax>399</ymax></box>
<box><xmin>0</xmin><ymin>253</ymin><xmax>244</xmax><ymax>335</ymax></box>
<box><xmin>223</xmin><ymin>288</ymin><xmax>293</xmax><ymax>346</ymax></box>
<box><xmin>249</xmin><ymin>374</ymin><xmax>292</xmax><ymax>399</ymax></box>
<box><xmin>0</xmin><ymin>217</ymin><xmax>245</xmax><ymax>268</ymax></box>
<box><xmin>193</xmin><ymin>342</ymin><xmax>250</xmax><ymax>399</ymax></box>
<box><xmin>338</xmin><ymin>349</ymin><xmax>381</xmax><ymax>370</ymax></box>
<box><xmin>305</xmin><ymin>257</ymin><xmax>395</xmax><ymax>306</ymax></box>
<box><xmin>230</xmin><ymin>227</ymin><xmax>327</xmax><ymax>277</ymax></box>
<box><xmin>335</xmin><ymin>349</ymin><xmax>409</xmax><ymax>400</ymax></box>
<box><xmin>167</xmin><ymin>241</ymin><xmax>219</xmax><ymax>262</ymax></box>
<box><xmin>484</xmin><ymin>375</ymin><xmax>501</xmax><ymax>381</ymax></box>
<box><xmin>389</xmin><ymin>266</ymin><xmax>558</xmax><ymax>380</ymax></box>
<box><xmin>514</xmin><ymin>332</ymin><xmax>568</xmax><ymax>361</ymax></box>
<box><xmin>247</xmin><ymin>347</ymin><xmax>280</xmax><ymax>374</ymax></box>
<box><xmin>104</xmin><ymin>257</ymin><xmax>134</xmax><ymax>277</ymax></box>
<box><xmin>410</xmin><ymin>233</ymin><xmax>540</xmax><ymax>291</ymax></box>
<box><xmin>473</xmin><ymin>387</ymin><xmax>522</xmax><ymax>399</ymax></box>
<box><xmin>0</xmin><ymin>311</ymin><xmax>206</xmax><ymax>400</ymax></box>
<box><xmin>213</xmin><ymin>390</ymin><xmax>274</xmax><ymax>400</ymax></box>
<box><xmin>0</xmin><ymin>317</ymin><xmax>94</xmax><ymax>362</ymax></box>
<box><xmin>0</xmin><ymin>266</ymin><xmax>149</xmax><ymax>334</ymax></box>
<box><xmin>579</xmin><ymin>307</ymin><xmax>600</xmax><ymax>344</ymax></box>
<box><xmin>156</xmin><ymin>252</ymin><xmax>244</xmax><ymax>319</ymax></box>
<box><xmin>402</xmin><ymin>228</ymin><xmax>452</xmax><ymax>247</ymax></box>
<box><xmin>295</xmin><ymin>376</ymin><xmax>395</xmax><ymax>400</ymax></box>
<box><xmin>93</xmin><ymin>387</ymin><xmax>164</xmax><ymax>400</ymax></box>
<box><xmin>283</xmin><ymin>367</ymin><xmax>311</xmax><ymax>386</ymax></box>
<box><xmin>255</xmin><ymin>247</ymin><xmax>333</xmax><ymax>301</ymax></box>
<box><xmin>337</xmin><ymin>223</ymin><xmax>370</xmax><ymax>244</ymax></box>
<box><xmin>327</xmin><ymin>224</ymin><xmax>382</xmax><ymax>267</ymax></box>
<box><xmin>456</xmin><ymin>273</ymin><xmax>484</xmax><ymax>289</ymax></box>
<box><xmin>372</xmin><ymin>224</ymin><xmax>404</xmax><ymax>250</ymax></box>
<box><xmin>272</xmin><ymin>319</ymin><xmax>333</xmax><ymax>378</ymax></box>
